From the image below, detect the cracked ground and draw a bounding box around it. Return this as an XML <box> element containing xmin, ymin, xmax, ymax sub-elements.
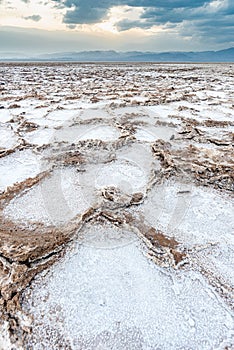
<box><xmin>0</xmin><ymin>62</ymin><xmax>233</xmax><ymax>349</ymax></box>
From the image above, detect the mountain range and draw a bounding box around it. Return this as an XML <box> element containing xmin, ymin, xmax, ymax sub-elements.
<box><xmin>0</xmin><ymin>47</ymin><xmax>233</xmax><ymax>62</ymax></box>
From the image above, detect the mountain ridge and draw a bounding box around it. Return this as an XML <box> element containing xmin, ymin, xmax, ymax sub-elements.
<box><xmin>0</xmin><ymin>47</ymin><xmax>233</xmax><ymax>62</ymax></box>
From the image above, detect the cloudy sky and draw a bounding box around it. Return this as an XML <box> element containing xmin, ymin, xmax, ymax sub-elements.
<box><xmin>0</xmin><ymin>0</ymin><xmax>233</xmax><ymax>55</ymax></box>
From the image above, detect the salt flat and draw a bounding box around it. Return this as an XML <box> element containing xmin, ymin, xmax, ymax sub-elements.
<box><xmin>0</xmin><ymin>63</ymin><xmax>233</xmax><ymax>349</ymax></box>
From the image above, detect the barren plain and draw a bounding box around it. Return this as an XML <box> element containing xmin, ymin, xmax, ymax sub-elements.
<box><xmin>0</xmin><ymin>63</ymin><xmax>233</xmax><ymax>349</ymax></box>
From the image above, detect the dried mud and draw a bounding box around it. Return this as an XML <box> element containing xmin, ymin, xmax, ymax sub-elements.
<box><xmin>0</xmin><ymin>62</ymin><xmax>233</xmax><ymax>349</ymax></box>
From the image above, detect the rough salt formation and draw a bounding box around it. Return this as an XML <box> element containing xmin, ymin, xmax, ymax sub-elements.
<box><xmin>0</xmin><ymin>62</ymin><xmax>233</xmax><ymax>349</ymax></box>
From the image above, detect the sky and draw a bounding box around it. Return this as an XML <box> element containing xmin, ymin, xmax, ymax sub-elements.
<box><xmin>0</xmin><ymin>0</ymin><xmax>233</xmax><ymax>55</ymax></box>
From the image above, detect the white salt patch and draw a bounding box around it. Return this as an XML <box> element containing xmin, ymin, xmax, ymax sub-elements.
<box><xmin>0</xmin><ymin>149</ymin><xmax>41</xmax><ymax>192</ymax></box>
<box><xmin>198</xmin><ymin>126</ymin><xmax>233</xmax><ymax>140</ymax></box>
<box><xmin>197</xmin><ymin>243</ymin><xmax>234</xmax><ymax>288</ymax></box>
<box><xmin>80</xmin><ymin>222</ymin><xmax>136</xmax><ymax>249</ymax></box>
<box><xmin>203</xmin><ymin>90</ymin><xmax>227</xmax><ymax>99</ymax></box>
<box><xmin>95</xmin><ymin>159</ymin><xmax>148</xmax><ymax>195</ymax></box>
<box><xmin>4</xmin><ymin>168</ymin><xmax>91</xmax><ymax>225</ymax></box>
<box><xmin>135</xmin><ymin>125</ymin><xmax>175</xmax><ymax>142</ymax></box>
<box><xmin>143</xmin><ymin>105</ymin><xmax>179</xmax><ymax>123</ymax></box>
<box><xmin>172</xmin><ymin>101</ymin><xmax>233</xmax><ymax>123</ymax></box>
<box><xmin>22</xmin><ymin>225</ymin><xmax>234</xmax><ymax>349</ymax></box>
<box><xmin>54</xmin><ymin>125</ymin><xmax>120</xmax><ymax>143</ymax></box>
<box><xmin>23</xmin><ymin>128</ymin><xmax>54</xmax><ymax>146</ymax></box>
<box><xmin>196</xmin><ymin>91</ymin><xmax>209</xmax><ymax>100</ymax></box>
<box><xmin>142</xmin><ymin>181</ymin><xmax>234</xmax><ymax>246</ymax></box>
<box><xmin>61</xmin><ymin>102</ymin><xmax>83</xmax><ymax>110</ymax></box>
<box><xmin>130</xmin><ymin>96</ymin><xmax>148</xmax><ymax>103</ymax></box>
<box><xmin>77</xmin><ymin>125</ymin><xmax>120</xmax><ymax>142</ymax></box>
<box><xmin>15</xmin><ymin>98</ymin><xmax>46</xmax><ymax>109</ymax></box>
<box><xmin>38</xmin><ymin>109</ymin><xmax>80</xmax><ymax>127</ymax></box>
<box><xmin>116</xmin><ymin>143</ymin><xmax>157</xmax><ymax>174</ymax></box>
<box><xmin>199</xmin><ymin>109</ymin><xmax>232</xmax><ymax>122</ymax></box>
<box><xmin>79</xmin><ymin>108</ymin><xmax>111</xmax><ymax>121</ymax></box>
<box><xmin>29</xmin><ymin>118</ymin><xmax>63</xmax><ymax>128</ymax></box>
<box><xmin>130</xmin><ymin>114</ymin><xmax>157</xmax><ymax>126</ymax></box>
<box><xmin>135</xmin><ymin>128</ymin><xmax>156</xmax><ymax>142</ymax></box>
<box><xmin>65</xmin><ymin>101</ymin><xmax>95</xmax><ymax>109</ymax></box>
<box><xmin>24</xmin><ymin>109</ymin><xmax>78</xmax><ymax>128</ymax></box>
<box><xmin>191</xmin><ymin>141</ymin><xmax>225</xmax><ymax>150</ymax></box>
<box><xmin>112</xmin><ymin>106</ymin><xmax>145</xmax><ymax>117</ymax></box>
<box><xmin>177</xmin><ymin>187</ymin><xmax>234</xmax><ymax>244</ymax></box>
<box><xmin>23</xmin><ymin>107</ymin><xmax>48</xmax><ymax>121</ymax></box>
<box><xmin>0</xmin><ymin>124</ymin><xmax>18</xmax><ymax>149</ymax></box>
<box><xmin>47</xmin><ymin>109</ymin><xmax>79</xmax><ymax>122</ymax></box>
<box><xmin>0</xmin><ymin>109</ymin><xmax>12</xmax><ymax>123</ymax></box>
<box><xmin>75</xmin><ymin>145</ymin><xmax>155</xmax><ymax>204</ymax></box>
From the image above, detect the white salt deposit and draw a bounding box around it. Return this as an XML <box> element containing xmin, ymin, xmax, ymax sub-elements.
<box><xmin>0</xmin><ymin>124</ymin><xmax>18</xmax><ymax>149</ymax></box>
<box><xmin>0</xmin><ymin>109</ymin><xmax>12</xmax><ymax>123</ymax></box>
<box><xmin>54</xmin><ymin>124</ymin><xmax>120</xmax><ymax>143</ymax></box>
<box><xmin>135</xmin><ymin>125</ymin><xmax>175</xmax><ymax>142</ymax></box>
<box><xmin>95</xmin><ymin>159</ymin><xmax>147</xmax><ymax>195</ymax></box>
<box><xmin>1</xmin><ymin>63</ymin><xmax>234</xmax><ymax>349</ymax></box>
<box><xmin>47</xmin><ymin>109</ymin><xmax>80</xmax><ymax>125</ymax></box>
<box><xmin>22</xmin><ymin>107</ymin><xmax>48</xmax><ymax>122</ymax></box>
<box><xmin>141</xmin><ymin>181</ymin><xmax>234</xmax><ymax>290</ymax></box>
<box><xmin>22</xmin><ymin>128</ymin><xmax>55</xmax><ymax>146</ymax></box>
<box><xmin>78</xmin><ymin>125</ymin><xmax>120</xmax><ymax>141</ymax></box>
<box><xmin>0</xmin><ymin>149</ymin><xmax>41</xmax><ymax>192</ymax></box>
<box><xmin>4</xmin><ymin>167</ymin><xmax>91</xmax><ymax>225</ymax></box>
<box><xmin>79</xmin><ymin>108</ymin><xmax>111</xmax><ymax>121</ymax></box>
<box><xmin>22</xmin><ymin>223</ymin><xmax>234</xmax><ymax>350</ymax></box>
<box><xmin>144</xmin><ymin>105</ymin><xmax>177</xmax><ymax>119</ymax></box>
<box><xmin>142</xmin><ymin>180</ymin><xmax>234</xmax><ymax>246</ymax></box>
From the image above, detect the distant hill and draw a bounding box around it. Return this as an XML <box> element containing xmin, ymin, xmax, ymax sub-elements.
<box><xmin>1</xmin><ymin>48</ymin><xmax>233</xmax><ymax>62</ymax></box>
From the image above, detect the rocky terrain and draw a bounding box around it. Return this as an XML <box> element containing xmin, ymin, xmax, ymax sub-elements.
<box><xmin>0</xmin><ymin>62</ymin><xmax>233</xmax><ymax>349</ymax></box>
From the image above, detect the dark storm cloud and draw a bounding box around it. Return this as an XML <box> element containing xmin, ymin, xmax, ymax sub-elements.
<box><xmin>24</xmin><ymin>15</ymin><xmax>42</xmax><ymax>21</ymax></box>
<box><xmin>140</xmin><ymin>0</ymin><xmax>234</xmax><ymax>25</ymax></box>
<box><xmin>116</xmin><ymin>19</ymin><xmax>152</xmax><ymax>31</ymax></box>
<box><xmin>114</xmin><ymin>0</ymin><xmax>233</xmax><ymax>47</ymax></box>
<box><xmin>52</xmin><ymin>0</ymin><xmax>209</xmax><ymax>24</ymax></box>
<box><xmin>181</xmin><ymin>15</ymin><xmax>234</xmax><ymax>43</ymax></box>
<box><xmin>52</xmin><ymin>0</ymin><xmax>233</xmax><ymax>45</ymax></box>
<box><xmin>61</xmin><ymin>0</ymin><xmax>117</xmax><ymax>24</ymax></box>
<box><xmin>64</xmin><ymin>5</ymin><xmax>108</xmax><ymax>24</ymax></box>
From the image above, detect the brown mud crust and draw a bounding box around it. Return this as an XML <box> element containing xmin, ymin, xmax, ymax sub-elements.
<box><xmin>152</xmin><ymin>140</ymin><xmax>234</xmax><ymax>191</ymax></box>
<box><xmin>0</xmin><ymin>62</ymin><xmax>233</xmax><ymax>348</ymax></box>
